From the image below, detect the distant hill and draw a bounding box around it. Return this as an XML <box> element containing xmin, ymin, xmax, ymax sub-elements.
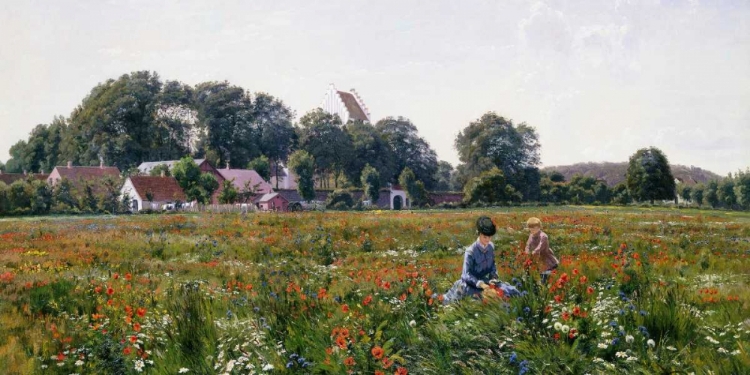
<box><xmin>542</xmin><ymin>162</ymin><xmax>723</xmax><ymax>187</ymax></box>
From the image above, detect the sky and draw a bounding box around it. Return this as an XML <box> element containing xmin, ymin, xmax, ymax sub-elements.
<box><xmin>0</xmin><ymin>0</ymin><xmax>748</xmax><ymax>175</ymax></box>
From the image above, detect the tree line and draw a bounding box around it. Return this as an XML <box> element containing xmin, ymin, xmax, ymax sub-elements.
<box><xmin>2</xmin><ymin>70</ymin><xmax>748</xmax><ymax>213</ymax></box>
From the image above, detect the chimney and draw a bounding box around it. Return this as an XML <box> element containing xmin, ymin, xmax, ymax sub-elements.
<box><xmin>39</xmin><ymin>168</ymin><xmax>44</xmax><ymax>174</ymax></box>
<box><xmin>23</xmin><ymin>170</ymin><xmax>27</xmax><ymax>175</ymax></box>
<box><xmin>160</xmin><ymin>170</ymin><xmax>165</xmax><ymax>177</ymax></box>
<box><xmin>100</xmin><ymin>159</ymin><xmax>104</xmax><ymax>169</ymax></box>
<box><xmin>226</xmin><ymin>161</ymin><xmax>230</xmax><ymax>170</ymax></box>
<box><xmin>67</xmin><ymin>161</ymin><xmax>72</xmax><ymax>169</ymax></box>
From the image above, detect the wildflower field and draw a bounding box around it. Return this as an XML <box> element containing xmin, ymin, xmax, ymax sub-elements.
<box><xmin>0</xmin><ymin>207</ymin><xmax>748</xmax><ymax>375</ymax></box>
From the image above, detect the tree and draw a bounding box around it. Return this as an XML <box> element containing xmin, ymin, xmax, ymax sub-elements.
<box><xmin>398</xmin><ymin>167</ymin><xmax>428</xmax><ymax>207</ymax></box>
<box><xmin>705</xmin><ymin>180</ymin><xmax>719</xmax><ymax>208</ymax></box>
<box><xmin>625</xmin><ymin>147</ymin><xmax>676</xmax><ymax>204</ymax></box>
<box><xmin>344</xmin><ymin>120</ymin><xmax>396</xmax><ymax>187</ymax></box>
<box><xmin>434</xmin><ymin>161</ymin><xmax>455</xmax><ymax>191</ymax></box>
<box><xmin>218</xmin><ymin>180</ymin><xmax>239</xmax><ymax>204</ymax></box>
<box><xmin>376</xmin><ymin>117</ymin><xmax>439</xmax><ymax>189</ymax></box>
<box><xmin>463</xmin><ymin>167</ymin><xmax>519</xmax><ymax>205</ymax></box>
<box><xmin>360</xmin><ymin>164</ymin><xmax>381</xmax><ymax>203</ymax></box>
<box><xmin>593</xmin><ymin>182</ymin><xmax>611</xmax><ymax>204</ymax></box>
<box><xmin>691</xmin><ymin>184</ymin><xmax>704</xmax><ymax>206</ymax></box>
<box><xmin>680</xmin><ymin>185</ymin><xmax>692</xmax><ymax>204</ymax></box>
<box><xmin>0</xmin><ymin>182</ymin><xmax>8</xmax><ymax>215</ymax></box>
<box><xmin>253</xmin><ymin>93</ymin><xmax>296</xmax><ymax>187</ymax></box>
<box><xmin>454</xmin><ymin>112</ymin><xmax>540</xmax><ymax>194</ymax></box>
<box><xmin>735</xmin><ymin>170</ymin><xmax>750</xmax><ymax>210</ymax></box>
<box><xmin>248</xmin><ymin>156</ymin><xmax>271</xmax><ymax>182</ymax></box>
<box><xmin>0</xmin><ymin>160</ymin><xmax>4</xmax><ymax>172</ymax></box>
<box><xmin>53</xmin><ymin>178</ymin><xmax>78</xmax><ymax>212</ymax></box>
<box><xmin>98</xmin><ymin>175</ymin><xmax>123</xmax><ymax>213</ymax></box>
<box><xmin>549</xmin><ymin>171</ymin><xmax>566</xmax><ymax>183</ymax></box>
<box><xmin>718</xmin><ymin>178</ymin><xmax>737</xmax><ymax>209</ymax></box>
<box><xmin>31</xmin><ymin>179</ymin><xmax>51</xmax><ymax>213</ymax></box>
<box><xmin>173</xmin><ymin>156</ymin><xmax>219</xmax><ymax>204</ymax></box>
<box><xmin>612</xmin><ymin>183</ymin><xmax>632</xmax><ymax>205</ymax></box>
<box><xmin>194</xmin><ymin>81</ymin><xmax>258</xmax><ymax>168</ymax></box>
<box><xmin>8</xmin><ymin>180</ymin><xmax>31</xmax><ymax>213</ymax></box>
<box><xmin>149</xmin><ymin>164</ymin><xmax>171</xmax><ymax>177</ymax></box>
<box><xmin>288</xmin><ymin>150</ymin><xmax>316</xmax><ymax>202</ymax></box>
<box><xmin>326</xmin><ymin>189</ymin><xmax>354</xmax><ymax>210</ymax></box>
<box><xmin>298</xmin><ymin>109</ymin><xmax>353</xmax><ymax>189</ymax></box>
<box><xmin>66</xmin><ymin>71</ymin><xmax>164</xmax><ymax>170</ymax></box>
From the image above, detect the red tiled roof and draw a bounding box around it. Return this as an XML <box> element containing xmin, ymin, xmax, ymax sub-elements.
<box><xmin>128</xmin><ymin>176</ymin><xmax>186</xmax><ymax>201</ymax></box>
<box><xmin>54</xmin><ymin>166</ymin><xmax>121</xmax><ymax>181</ymax></box>
<box><xmin>0</xmin><ymin>173</ymin><xmax>49</xmax><ymax>185</ymax></box>
<box><xmin>337</xmin><ymin>91</ymin><xmax>369</xmax><ymax>122</ymax></box>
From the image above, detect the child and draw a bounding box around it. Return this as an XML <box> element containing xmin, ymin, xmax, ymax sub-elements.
<box><xmin>440</xmin><ymin>216</ymin><xmax>520</xmax><ymax>305</ymax></box>
<box><xmin>525</xmin><ymin>217</ymin><xmax>559</xmax><ymax>284</ymax></box>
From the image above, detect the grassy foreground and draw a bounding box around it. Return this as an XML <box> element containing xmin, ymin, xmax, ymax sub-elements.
<box><xmin>0</xmin><ymin>207</ymin><xmax>748</xmax><ymax>374</ymax></box>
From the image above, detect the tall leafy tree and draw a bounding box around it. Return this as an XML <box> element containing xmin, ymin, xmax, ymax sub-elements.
<box><xmin>248</xmin><ymin>155</ymin><xmax>271</xmax><ymax>182</ymax></box>
<box><xmin>194</xmin><ymin>81</ymin><xmax>257</xmax><ymax>168</ymax></box>
<box><xmin>680</xmin><ymin>185</ymin><xmax>692</xmax><ymax>204</ymax></box>
<box><xmin>705</xmin><ymin>180</ymin><xmax>719</xmax><ymax>208</ymax></box>
<box><xmin>344</xmin><ymin>120</ymin><xmax>396</xmax><ymax>187</ymax></box>
<box><xmin>612</xmin><ymin>183</ymin><xmax>632</xmax><ymax>205</ymax></box>
<box><xmin>152</xmin><ymin>80</ymin><xmax>197</xmax><ymax>160</ymax></box>
<box><xmin>454</xmin><ymin>112</ymin><xmax>540</xmax><ymax>193</ymax></box>
<box><xmin>253</xmin><ymin>93</ymin><xmax>296</xmax><ymax>185</ymax></box>
<box><xmin>376</xmin><ymin>117</ymin><xmax>438</xmax><ymax>189</ymax></box>
<box><xmin>298</xmin><ymin>109</ymin><xmax>353</xmax><ymax>188</ymax></box>
<box><xmin>463</xmin><ymin>167</ymin><xmax>519</xmax><ymax>205</ymax></box>
<box><xmin>360</xmin><ymin>164</ymin><xmax>381</xmax><ymax>203</ymax></box>
<box><xmin>625</xmin><ymin>147</ymin><xmax>676</xmax><ymax>204</ymax></box>
<box><xmin>218</xmin><ymin>180</ymin><xmax>239</xmax><ymax>204</ymax></box>
<box><xmin>735</xmin><ymin>170</ymin><xmax>750</xmax><ymax>210</ymax></box>
<box><xmin>5</xmin><ymin>140</ymin><xmax>27</xmax><ymax>173</ymax></box>
<box><xmin>288</xmin><ymin>150</ymin><xmax>316</xmax><ymax>201</ymax></box>
<box><xmin>69</xmin><ymin>71</ymin><xmax>164</xmax><ymax>169</ymax></box>
<box><xmin>398</xmin><ymin>167</ymin><xmax>428</xmax><ymax>207</ymax></box>
<box><xmin>691</xmin><ymin>184</ymin><xmax>705</xmax><ymax>206</ymax></box>
<box><xmin>172</xmin><ymin>157</ymin><xmax>219</xmax><ymax>204</ymax></box>
<box><xmin>718</xmin><ymin>178</ymin><xmax>737</xmax><ymax>209</ymax></box>
<box><xmin>434</xmin><ymin>161</ymin><xmax>455</xmax><ymax>191</ymax></box>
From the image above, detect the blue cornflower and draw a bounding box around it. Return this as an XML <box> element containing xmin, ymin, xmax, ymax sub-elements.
<box><xmin>516</xmin><ymin>317</ymin><xmax>524</xmax><ymax>322</ymax></box>
<box><xmin>297</xmin><ymin>357</ymin><xmax>306</xmax><ymax>364</ymax></box>
<box><xmin>226</xmin><ymin>309</ymin><xmax>233</xmax><ymax>319</ymax></box>
<box><xmin>523</xmin><ymin>306</ymin><xmax>531</xmax><ymax>315</ymax></box>
<box><xmin>609</xmin><ymin>321</ymin><xmax>618</xmax><ymax>327</ymax></box>
<box><xmin>509</xmin><ymin>352</ymin><xmax>517</xmax><ymax>364</ymax></box>
<box><xmin>611</xmin><ymin>338</ymin><xmax>620</xmax><ymax>346</ymax></box>
<box><xmin>286</xmin><ymin>361</ymin><xmax>294</xmax><ymax>369</ymax></box>
<box><xmin>254</xmin><ymin>306</ymin><xmax>260</xmax><ymax>312</ymax></box>
<box><xmin>639</xmin><ymin>310</ymin><xmax>648</xmax><ymax>316</ymax></box>
<box><xmin>289</xmin><ymin>353</ymin><xmax>299</xmax><ymax>360</ymax></box>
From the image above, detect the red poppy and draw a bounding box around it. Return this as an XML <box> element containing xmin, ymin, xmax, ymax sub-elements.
<box><xmin>133</xmin><ymin>323</ymin><xmax>141</xmax><ymax>332</ymax></box>
<box><xmin>106</xmin><ymin>287</ymin><xmax>114</xmax><ymax>296</ymax></box>
<box><xmin>136</xmin><ymin>307</ymin><xmax>146</xmax><ymax>318</ymax></box>
<box><xmin>341</xmin><ymin>304</ymin><xmax>349</xmax><ymax>313</ymax></box>
<box><xmin>123</xmin><ymin>347</ymin><xmax>132</xmax><ymax>355</ymax></box>
<box><xmin>395</xmin><ymin>368</ymin><xmax>408</xmax><ymax>375</ymax></box>
<box><xmin>372</xmin><ymin>346</ymin><xmax>385</xmax><ymax>359</ymax></box>
<box><xmin>344</xmin><ymin>356</ymin><xmax>356</xmax><ymax>366</ymax></box>
<box><xmin>130</xmin><ymin>335</ymin><xmax>137</xmax><ymax>343</ymax></box>
<box><xmin>363</xmin><ymin>295</ymin><xmax>373</xmax><ymax>306</ymax></box>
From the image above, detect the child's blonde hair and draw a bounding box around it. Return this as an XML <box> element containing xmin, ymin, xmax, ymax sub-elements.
<box><xmin>527</xmin><ymin>217</ymin><xmax>542</xmax><ymax>229</ymax></box>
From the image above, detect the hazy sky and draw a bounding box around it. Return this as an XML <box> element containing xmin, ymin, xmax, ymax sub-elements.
<box><xmin>1</xmin><ymin>0</ymin><xmax>748</xmax><ymax>175</ymax></box>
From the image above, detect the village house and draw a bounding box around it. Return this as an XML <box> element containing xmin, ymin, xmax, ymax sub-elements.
<box><xmin>216</xmin><ymin>167</ymin><xmax>273</xmax><ymax>199</ymax></box>
<box><xmin>47</xmin><ymin>161</ymin><xmax>121</xmax><ymax>191</ymax></box>
<box><xmin>256</xmin><ymin>192</ymin><xmax>289</xmax><ymax>212</ymax></box>
<box><xmin>120</xmin><ymin>175</ymin><xmax>187</xmax><ymax>211</ymax></box>
<box><xmin>137</xmin><ymin>158</ymin><xmax>225</xmax><ymax>203</ymax></box>
<box><xmin>320</xmin><ymin>83</ymin><xmax>371</xmax><ymax>123</ymax></box>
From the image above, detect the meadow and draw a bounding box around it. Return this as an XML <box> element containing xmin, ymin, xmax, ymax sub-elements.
<box><xmin>0</xmin><ymin>207</ymin><xmax>748</xmax><ymax>374</ymax></box>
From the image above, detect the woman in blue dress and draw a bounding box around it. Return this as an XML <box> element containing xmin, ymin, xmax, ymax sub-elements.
<box><xmin>441</xmin><ymin>216</ymin><xmax>519</xmax><ymax>304</ymax></box>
